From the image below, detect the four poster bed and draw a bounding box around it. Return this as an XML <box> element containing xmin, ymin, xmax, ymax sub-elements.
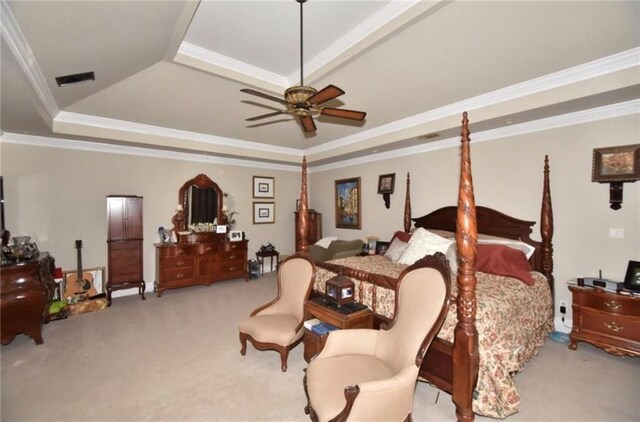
<box><xmin>295</xmin><ymin>113</ymin><xmax>554</xmax><ymax>420</ymax></box>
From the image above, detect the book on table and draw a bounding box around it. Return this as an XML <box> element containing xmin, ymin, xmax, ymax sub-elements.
<box><xmin>311</xmin><ymin>322</ymin><xmax>340</xmax><ymax>336</ymax></box>
<box><xmin>304</xmin><ymin>318</ymin><xmax>321</xmax><ymax>330</ymax></box>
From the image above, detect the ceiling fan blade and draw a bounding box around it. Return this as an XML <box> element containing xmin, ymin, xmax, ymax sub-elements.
<box><xmin>299</xmin><ymin>115</ymin><xmax>317</xmax><ymax>133</ymax></box>
<box><xmin>240</xmin><ymin>88</ymin><xmax>288</xmax><ymax>105</ymax></box>
<box><xmin>245</xmin><ymin>110</ymin><xmax>287</xmax><ymax>121</ymax></box>
<box><xmin>308</xmin><ymin>85</ymin><xmax>345</xmax><ymax>105</ymax></box>
<box><xmin>320</xmin><ymin>107</ymin><xmax>367</xmax><ymax>121</ymax></box>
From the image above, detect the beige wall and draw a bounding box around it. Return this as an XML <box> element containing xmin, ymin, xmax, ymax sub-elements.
<box><xmin>2</xmin><ymin>115</ymin><xmax>639</xmax><ymax>322</ymax></box>
<box><xmin>310</xmin><ymin>115</ymin><xmax>640</xmax><ymax>327</ymax></box>
<box><xmin>1</xmin><ymin>143</ymin><xmax>301</xmax><ymax>298</ymax></box>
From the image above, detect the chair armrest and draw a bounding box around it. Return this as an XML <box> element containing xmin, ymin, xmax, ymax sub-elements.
<box><xmin>315</xmin><ymin>329</ymin><xmax>379</xmax><ymax>359</ymax></box>
<box><xmin>347</xmin><ymin>366</ymin><xmax>419</xmax><ymax>421</ymax></box>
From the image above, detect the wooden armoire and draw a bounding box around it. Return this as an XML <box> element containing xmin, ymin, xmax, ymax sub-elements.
<box><xmin>106</xmin><ymin>195</ymin><xmax>145</xmax><ymax>305</ymax></box>
<box><xmin>294</xmin><ymin>210</ymin><xmax>322</xmax><ymax>251</ymax></box>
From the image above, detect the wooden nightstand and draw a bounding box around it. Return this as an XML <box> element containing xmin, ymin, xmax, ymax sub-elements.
<box><xmin>569</xmin><ymin>285</ymin><xmax>640</xmax><ymax>357</ymax></box>
<box><xmin>303</xmin><ymin>297</ymin><xmax>373</xmax><ymax>363</ymax></box>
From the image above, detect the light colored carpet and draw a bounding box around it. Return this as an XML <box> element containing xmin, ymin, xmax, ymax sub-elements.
<box><xmin>1</xmin><ymin>273</ymin><xmax>638</xmax><ymax>421</ymax></box>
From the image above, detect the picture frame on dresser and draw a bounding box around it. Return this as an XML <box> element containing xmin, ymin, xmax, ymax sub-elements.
<box><xmin>229</xmin><ymin>230</ymin><xmax>243</xmax><ymax>242</ymax></box>
<box><xmin>624</xmin><ymin>260</ymin><xmax>640</xmax><ymax>292</ymax></box>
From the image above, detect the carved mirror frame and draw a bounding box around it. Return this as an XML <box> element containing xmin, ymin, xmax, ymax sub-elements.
<box><xmin>172</xmin><ymin>174</ymin><xmax>225</xmax><ymax>232</ymax></box>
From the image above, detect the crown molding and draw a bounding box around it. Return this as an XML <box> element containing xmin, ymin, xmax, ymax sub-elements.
<box><xmin>311</xmin><ymin>99</ymin><xmax>640</xmax><ymax>172</ymax></box>
<box><xmin>0</xmin><ymin>1</ymin><xmax>58</xmax><ymax>118</ymax></box>
<box><xmin>306</xmin><ymin>47</ymin><xmax>640</xmax><ymax>156</ymax></box>
<box><xmin>0</xmin><ymin>132</ymin><xmax>301</xmax><ymax>173</ymax></box>
<box><xmin>175</xmin><ymin>42</ymin><xmax>288</xmax><ymax>92</ymax></box>
<box><xmin>54</xmin><ymin>111</ymin><xmax>302</xmax><ymax>158</ymax></box>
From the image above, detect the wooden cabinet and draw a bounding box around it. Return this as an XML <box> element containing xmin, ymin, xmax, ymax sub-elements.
<box><xmin>295</xmin><ymin>210</ymin><xmax>322</xmax><ymax>251</ymax></box>
<box><xmin>106</xmin><ymin>195</ymin><xmax>145</xmax><ymax>304</ymax></box>
<box><xmin>303</xmin><ymin>297</ymin><xmax>373</xmax><ymax>362</ymax></box>
<box><xmin>154</xmin><ymin>236</ymin><xmax>248</xmax><ymax>297</ymax></box>
<box><xmin>1</xmin><ymin>253</ymin><xmax>56</xmax><ymax>345</ymax></box>
<box><xmin>569</xmin><ymin>285</ymin><xmax>640</xmax><ymax>357</ymax></box>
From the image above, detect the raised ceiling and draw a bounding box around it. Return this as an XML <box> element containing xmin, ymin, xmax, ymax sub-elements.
<box><xmin>1</xmin><ymin>0</ymin><xmax>639</xmax><ymax>168</ymax></box>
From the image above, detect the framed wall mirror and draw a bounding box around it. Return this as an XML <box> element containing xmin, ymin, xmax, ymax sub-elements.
<box><xmin>173</xmin><ymin>174</ymin><xmax>224</xmax><ymax>232</ymax></box>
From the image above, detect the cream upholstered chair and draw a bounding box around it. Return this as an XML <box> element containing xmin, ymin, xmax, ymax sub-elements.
<box><xmin>303</xmin><ymin>253</ymin><xmax>452</xmax><ymax>422</ymax></box>
<box><xmin>239</xmin><ymin>254</ymin><xmax>316</xmax><ymax>371</ymax></box>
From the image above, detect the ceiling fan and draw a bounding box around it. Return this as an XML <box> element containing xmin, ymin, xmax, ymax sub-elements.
<box><xmin>241</xmin><ymin>0</ymin><xmax>367</xmax><ymax>134</ymax></box>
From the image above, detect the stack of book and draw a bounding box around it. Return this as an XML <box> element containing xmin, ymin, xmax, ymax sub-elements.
<box><xmin>304</xmin><ymin>318</ymin><xmax>340</xmax><ymax>335</ymax></box>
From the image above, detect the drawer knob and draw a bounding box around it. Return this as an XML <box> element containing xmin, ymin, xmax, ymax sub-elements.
<box><xmin>228</xmin><ymin>266</ymin><xmax>236</xmax><ymax>271</ymax></box>
<box><xmin>176</xmin><ymin>273</ymin><xmax>184</xmax><ymax>279</ymax></box>
<box><xmin>206</xmin><ymin>247</ymin><xmax>213</xmax><ymax>252</ymax></box>
<box><xmin>178</xmin><ymin>249</ymin><xmax>185</xmax><ymax>255</ymax></box>
<box><xmin>604</xmin><ymin>321</ymin><xmax>623</xmax><ymax>332</ymax></box>
<box><xmin>604</xmin><ymin>300</ymin><xmax>621</xmax><ymax>310</ymax></box>
<box><xmin>229</xmin><ymin>254</ymin><xmax>236</xmax><ymax>260</ymax></box>
<box><xmin>177</xmin><ymin>260</ymin><xmax>185</xmax><ymax>266</ymax></box>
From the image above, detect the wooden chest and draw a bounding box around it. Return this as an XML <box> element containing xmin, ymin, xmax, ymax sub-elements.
<box><xmin>569</xmin><ymin>285</ymin><xmax>640</xmax><ymax>357</ymax></box>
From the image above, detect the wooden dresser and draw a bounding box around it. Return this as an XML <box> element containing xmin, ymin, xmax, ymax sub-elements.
<box><xmin>295</xmin><ymin>210</ymin><xmax>322</xmax><ymax>251</ymax></box>
<box><xmin>154</xmin><ymin>234</ymin><xmax>248</xmax><ymax>297</ymax></box>
<box><xmin>569</xmin><ymin>285</ymin><xmax>640</xmax><ymax>357</ymax></box>
<box><xmin>106</xmin><ymin>195</ymin><xmax>145</xmax><ymax>304</ymax></box>
<box><xmin>1</xmin><ymin>253</ymin><xmax>56</xmax><ymax>345</ymax></box>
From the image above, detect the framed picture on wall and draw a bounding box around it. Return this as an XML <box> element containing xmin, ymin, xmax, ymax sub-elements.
<box><xmin>253</xmin><ymin>202</ymin><xmax>275</xmax><ymax>224</ymax></box>
<box><xmin>377</xmin><ymin>173</ymin><xmax>395</xmax><ymax>194</ymax></box>
<box><xmin>253</xmin><ymin>176</ymin><xmax>275</xmax><ymax>198</ymax></box>
<box><xmin>334</xmin><ymin>177</ymin><xmax>361</xmax><ymax>229</ymax></box>
<box><xmin>592</xmin><ymin>144</ymin><xmax>640</xmax><ymax>182</ymax></box>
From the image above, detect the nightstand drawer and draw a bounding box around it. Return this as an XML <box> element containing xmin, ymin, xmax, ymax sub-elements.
<box><xmin>580</xmin><ymin>291</ymin><xmax>640</xmax><ymax>317</ymax></box>
<box><xmin>580</xmin><ymin>310</ymin><xmax>640</xmax><ymax>342</ymax></box>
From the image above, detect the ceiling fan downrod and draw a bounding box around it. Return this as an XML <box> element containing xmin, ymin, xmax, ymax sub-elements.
<box><xmin>298</xmin><ymin>0</ymin><xmax>307</xmax><ymax>87</ymax></box>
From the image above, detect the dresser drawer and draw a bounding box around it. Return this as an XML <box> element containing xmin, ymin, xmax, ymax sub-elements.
<box><xmin>579</xmin><ymin>290</ymin><xmax>640</xmax><ymax>317</ymax></box>
<box><xmin>197</xmin><ymin>243</ymin><xmax>218</xmax><ymax>255</ymax></box>
<box><xmin>220</xmin><ymin>262</ymin><xmax>245</xmax><ymax>275</ymax></box>
<box><xmin>110</xmin><ymin>271</ymin><xmax>143</xmax><ymax>284</ymax></box>
<box><xmin>580</xmin><ymin>310</ymin><xmax>640</xmax><ymax>342</ymax></box>
<box><xmin>220</xmin><ymin>250</ymin><xmax>246</xmax><ymax>262</ymax></box>
<box><xmin>161</xmin><ymin>257</ymin><xmax>194</xmax><ymax>270</ymax></box>
<box><xmin>162</xmin><ymin>268</ymin><xmax>194</xmax><ymax>283</ymax></box>
<box><xmin>109</xmin><ymin>240</ymin><xmax>142</xmax><ymax>251</ymax></box>
<box><xmin>110</xmin><ymin>263</ymin><xmax>142</xmax><ymax>276</ymax></box>
<box><xmin>221</xmin><ymin>241</ymin><xmax>246</xmax><ymax>253</ymax></box>
<box><xmin>158</xmin><ymin>245</ymin><xmax>196</xmax><ymax>258</ymax></box>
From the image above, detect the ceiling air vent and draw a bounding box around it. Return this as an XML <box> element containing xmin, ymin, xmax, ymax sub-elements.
<box><xmin>55</xmin><ymin>71</ymin><xmax>95</xmax><ymax>87</ymax></box>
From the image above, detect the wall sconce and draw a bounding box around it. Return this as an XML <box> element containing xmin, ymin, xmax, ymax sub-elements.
<box><xmin>592</xmin><ymin>144</ymin><xmax>640</xmax><ymax>210</ymax></box>
<box><xmin>377</xmin><ymin>173</ymin><xmax>395</xmax><ymax>209</ymax></box>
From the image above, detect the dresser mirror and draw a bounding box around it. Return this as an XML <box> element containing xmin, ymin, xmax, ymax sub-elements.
<box><xmin>173</xmin><ymin>174</ymin><xmax>224</xmax><ymax>232</ymax></box>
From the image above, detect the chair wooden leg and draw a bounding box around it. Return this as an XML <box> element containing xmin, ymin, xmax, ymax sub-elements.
<box><xmin>239</xmin><ymin>333</ymin><xmax>247</xmax><ymax>356</ymax></box>
<box><xmin>279</xmin><ymin>346</ymin><xmax>289</xmax><ymax>372</ymax></box>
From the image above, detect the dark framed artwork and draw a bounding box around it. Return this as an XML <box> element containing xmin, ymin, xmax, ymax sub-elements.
<box><xmin>253</xmin><ymin>176</ymin><xmax>275</xmax><ymax>198</ymax></box>
<box><xmin>335</xmin><ymin>177</ymin><xmax>361</xmax><ymax>229</ymax></box>
<box><xmin>592</xmin><ymin>144</ymin><xmax>640</xmax><ymax>182</ymax></box>
<box><xmin>623</xmin><ymin>260</ymin><xmax>640</xmax><ymax>292</ymax></box>
<box><xmin>377</xmin><ymin>173</ymin><xmax>395</xmax><ymax>194</ymax></box>
<box><xmin>253</xmin><ymin>202</ymin><xmax>275</xmax><ymax>224</ymax></box>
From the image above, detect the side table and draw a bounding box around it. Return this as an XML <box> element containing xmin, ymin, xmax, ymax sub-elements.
<box><xmin>303</xmin><ymin>297</ymin><xmax>373</xmax><ymax>362</ymax></box>
<box><xmin>569</xmin><ymin>285</ymin><xmax>640</xmax><ymax>357</ymax></box>
<box><xmin>256</xmin><ymin>250</ymin><xmax>279</xmax><ymax>274</ymax></box>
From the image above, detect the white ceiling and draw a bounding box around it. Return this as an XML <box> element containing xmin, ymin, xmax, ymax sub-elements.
<box><xmin>1</xmin><ymin>0</ymin><xmax>639</xmax><ymax>168</ymax></box>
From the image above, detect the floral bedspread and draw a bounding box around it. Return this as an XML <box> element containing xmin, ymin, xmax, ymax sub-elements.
<box><xmin>314</xmin><ymin>255</ymin><xmax>553</xmax><ymax>419</ymax></box>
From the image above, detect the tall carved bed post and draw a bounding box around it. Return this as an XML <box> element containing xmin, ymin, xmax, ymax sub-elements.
<box><xmin>541</xmin><ymin>155</ymin><xmax>554</xmax><ymax>294</ymax></box>
<box><xmin>297</xmin><ymin>156</ymin><xmax>310</xmax><ymax>254</ymax></box>
<box><xmin>453</xmin><ymin>112</ymin><xmax>479</xmax><ymax>422</ymax></box>
<box><xmin>404</xmin><ymin>172</ymin><xmax>412</xmax><ymax>233</ymax></box>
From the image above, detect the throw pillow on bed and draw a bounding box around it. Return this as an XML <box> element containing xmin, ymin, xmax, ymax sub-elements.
<box><xmin>476</xmin><ymin>244</ymin><xmax>534</xmax><ymax>285</ymax></box>
<box><xmin>397</xmin><ymin>228</ymin><xmax>454</xmax><ymax>265</ymax></box>
<box><xmin>384</xmin><ymin>238</ymin><xmax>408</xmax><ymax>262</ymax></box>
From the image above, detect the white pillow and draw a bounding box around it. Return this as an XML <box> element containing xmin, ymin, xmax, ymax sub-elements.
<box><xmin>314</xmin><ymin>236</ymin><xmax>338</xmax><ymax>249</ymax></box>
<box><xmin>477</xmin><ymin>234</ymin><xmax>535</xmax><ymax>259</ymax></box>
<box><xmin>384</xmin><ymin>238</ymin><xmax>408</xmax><ymax>262</ymax></box>
<box><xmin>397</xmin><ymin>228</ymin><xmax>454</xmax><ymax>266</ymax></box>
